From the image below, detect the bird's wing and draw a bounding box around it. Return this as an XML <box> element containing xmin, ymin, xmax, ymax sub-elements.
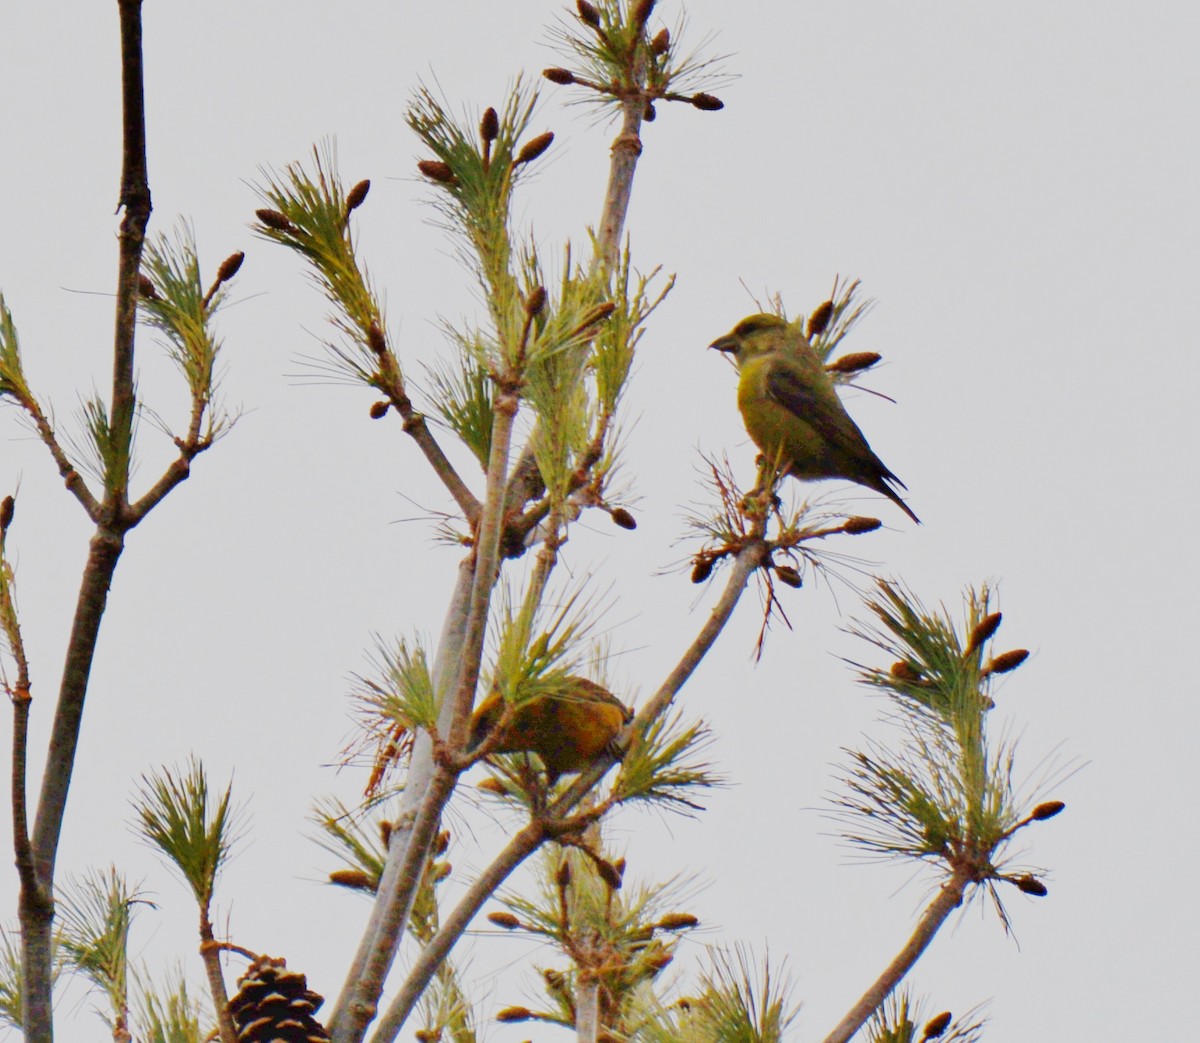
<box><xmin>764</xmin><ymin>364</ymin><xmax>849</xmax><ymax>446</ymax></box>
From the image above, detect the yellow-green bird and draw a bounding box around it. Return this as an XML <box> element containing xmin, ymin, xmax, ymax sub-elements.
<box><xmin>469</xmin><ymin>676</ymin><xmax>632</xmax><ymax>783</ymax></box>
<box><xmin>710</xmin><ymin>313</ymin><xmax>920</xmax><ymax>524</ymax></box>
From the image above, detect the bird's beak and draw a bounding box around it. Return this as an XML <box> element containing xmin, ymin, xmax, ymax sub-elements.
<box><xmin>709</xmin><ymin>334</ymin><xmax>738</xmax><ymax>354</ymax></box>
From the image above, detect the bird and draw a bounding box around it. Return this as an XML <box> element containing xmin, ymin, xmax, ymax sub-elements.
<box><xmin>710</xmin><ymin>312</ymin><xmax>919</xmax><ymax>523</ymax></box>
<box><xmin>468</xmin><ymin>676</ymin><xmax>633</xmax><ymax>783</ymax></box>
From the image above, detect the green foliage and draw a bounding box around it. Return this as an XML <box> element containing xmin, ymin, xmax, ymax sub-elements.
<box><xmin>0</xmin><ymin>294</ymin><xmax>32</xmax><ymax>406</ymax></box>
<box><xmin>425</xmin><ymin>347</ymin><xmax>495</xmax><ymax>470</ymax></box>
<box><xmin>634</xmin><ymin>945</ymin><xmax>798</xmax><ymax>1043</ymax></box>
<box><xmin>360</xmin><ymin>634</ymin><xmax>440</xmax><ymax>735</ymax></box>
<box><xmin>616</xmin><ymin>709</ymin><xmax>719</xmax><ymax>812</ymax></box>
<box><xmin>132</xmin><ymin>758</ymin><xmax>243</xmax><ymax>910</ymax></box>
<box><xmin>255</xmin><ymin>141</ymin><xmax>389</xmax><ymax>387</ymax></box>
<box><xmin>867</xmin><ymin>991</ymin><xmax>986</xmax><ymax>1043</ymax></box>
<box><xmin>58</xmin><ymin>867</ymin><xmax>145</xmax><ymax>1026</ymax></box>
<box><xmin>133</xmin><ymin>965</ymin><xmax>209</xmax><ymax>1043</ymax></box>
<box><xmin>73</xmin><ymin>391</ymin><xmax>136</xmax><ymax>494</ymax></box>
<box><xmin>312</xmin><ymin>796</ymin><xmax>390</xmax><ymax>895</ymax></box>
<box><xmin>138</xmin><ymin>222</ymin><xmax>228</xmax><ymax>411</ymax></box>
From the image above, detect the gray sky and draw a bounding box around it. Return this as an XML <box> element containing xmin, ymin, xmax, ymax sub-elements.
<box><xmin>2</xmin><ymin>1</ymin><xmax>1197</xmax><ymax>1039</ymax></box>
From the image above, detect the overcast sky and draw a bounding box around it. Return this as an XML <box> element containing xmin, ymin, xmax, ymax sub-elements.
<box><xmin>2</xmin><ymin>2</ymin><xmax>1197</xmax><ymax>1040</ymax></box>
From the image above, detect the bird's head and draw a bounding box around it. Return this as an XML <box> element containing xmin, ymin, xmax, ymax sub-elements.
<box><xmin>709</xmin><ymin>313</ymin><xmax>790</xmax><ymax>363</ymax></box>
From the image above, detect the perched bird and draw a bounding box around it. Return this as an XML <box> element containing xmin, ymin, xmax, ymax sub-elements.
<box><xmin>469</xmin><ymin>676</ymin><xmax>633</xmax><ymax>782</ymax></box>
<box><xmin>710</xmin><ymin>313</ymin><xmax>919</xmax><ymax>523</ymax></box>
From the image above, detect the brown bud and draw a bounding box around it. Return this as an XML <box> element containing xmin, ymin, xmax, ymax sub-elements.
<box><xmin>691</xmin><ymin>557</ymin><xmax>713</xmax><ymax>584</ymax></box>
<box><xmin>379</xmin><ymin>819</ymin><xmax>393</xmax><ymax>848</ymax></box>
<box><xmin>487</xmin><ymin>911</ymin><xmax>522</xmax><ymax>930</ymax></box>
<box><xmin>414</xmin><ymin>1031</ymin><xmax>441</xmax><ymax>1042</ymax></box>
<box><xmin>0</xmin><ymin>495</ymin><xmax>13</xmax><ymax>533</ymax></box>
<box><xmin>596</xmin><ymin>857</ymin><xmax>624</xmax><ymax>891</ymax></box>
<box><xmin>576</xmin><ymin>0</ymin><xmax>601</xmax><ymax>28</ymax></box>
<box><xmin>1031</xmin><ymin>800</ymin><xmax>1065</xmax><ymax>821</ymax></box>
<box><xmin>515</xmin><ymin>131</ymin><xmax>555</xmax><ymax>165</ymax></box>
<box><xmin>890</xmin><ymin>660</ymin><xmax>923</xmax><ymax>683</ymax></box>
<box><xmin>651</xmin><ymin>27</ymin><xmax>670</xmax><ymax>54</ymax></box>
<box><xmin>480</xmin><ymin>106</ymin><xmax>500</xmax><ymax>144</ymax></box>
<box><xmin>842</xmin><ymin>515</ymin><xmax>882</xmax><ymax>535</ymax></box>
<box><xmin>556</xmin><ymin>860</ymin><xmax>571</xmax><ymax>889</ymax></box>
<box><xmin>328</xmin><ymin>869</ymin><xmax>376</xmax><ymax>892</ymax></box>
<box><xmin>543</xmin><ymin>968</ymin><xmax>567</xmax><ymax>992</ymax></box>
<box><xmin>1013</xmin><ymin>874</ymin><xmax>1048</xmax><ymax>897</ymax></box>
<box><xmin>964</xmin><ymin>611</ymin><xmax>1003</xmax><ymax>655</ymax></box>
<box><xmin>434</xmin><ymin>829</ymin><xmax>451</xmax><ymax>854</ymax></box>
<box><xmin>984</xmin><ymin>648</ymin><xmax>1029</xmax><ymax>675</ymax></box>
<box><xmin>580</xmin><ymin>300</ymin><xmax>617</xmax><ymax>327</ymax></box>
<box><xmin>346</xmin><ymin>179</ymin><xmax>371</xmax><ymax>211</ymax></box>
<box><xmin>255</xmin><ymin>208</ymin><xmax>296</xmax><ymax>233</ymax></box>
<box><xmin>543</xmin><ymin>67</ymin><xmax>575</xmax><ymax>85</ymax></box>
<box><xmin>807</xmin><ymin>300</ymin><xmax>835</xmax><ymax>337</ymax></box>
<box><xmin>922</xmin><ymin>1011</ymin><xmax>953</xmax><ymax>1039</ymax></box>
<box><xmin>633</xmin><ymin>0</ymin><xmax>655</xmax><ymax>30</ymax></box>
<box><xmin>525</xmin><ymin>285</ymin><xmax>547</xmax><ymax>317</ymax></box>
<box><xmin>369</xmin><ymin>400</ymin><xmax>390</xmax><ymax>419</ymax></box>
<box><xmin>645</xmin><ymin>948</ymin><xmax>673</xmax><ymax>974</ymax></box>
<box><xmin>496</xmin><ymin>1006</ymin><xmax>534</xmax><ymax>1023</ymax></box>
<box><xmin>774</xmin><ymin>565</ymin><xmax>803</xmax><ymax>588</ymax></box>
<box><xmin>367</xmin><ymin>322</ymin><xmax>387</xmax><ymax>356</ymax></box>
<box><xmin>643</xmin><ymin>101</ymin><xmax>657</xmax><ymax>122</ymax></box>
<box><xmin>610</xmin><ymin>507</ymin><xmax>637</xmax><ymax>530</ymax></box>
<box><xmin>431</xmin><ymin>861</ymin><xmax>451</xmax><ymax>882</ymax></box>
<box><xmin>826</xmin><ymin>351</ymin><xmax>882</xmax><ymax>374</ymax></box>
<box><xmin>417</xmin><ymin>160</ymin><xmax>457</xmax><ymax>184</ymax></box>
<box><xmin>137</xmin><ymin>273</ymin><xmax>158</xmax><ymax>299</ymax></box>
<box><xmin>477</xmin><ymin>777</ymin><xmax>508</xmax><ymax>795</ymax></box>
<box><xmin>216</xmin><ymin>251</ymin><xmax>245</xmax><ymax>283</ymax></box>
<box><xmin>656</xmin><ymin>913</ymin><xmax>699</xmax><ymax>931</ymax></box>
<box><xmin>690</xmin><ymin>92</ymin><xmax>724</xmax><ymax>111</ymax></box>
<box><xmin>612</xmin><ymin>856</ymin><xmax>626</xmax><ymax>879</ymax></box>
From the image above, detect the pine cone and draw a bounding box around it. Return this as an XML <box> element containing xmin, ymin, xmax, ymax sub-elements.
<box><xmin>228</xmin><ymin>955</ymin><xmax>330</xmax><ymax>1042</ymax></box>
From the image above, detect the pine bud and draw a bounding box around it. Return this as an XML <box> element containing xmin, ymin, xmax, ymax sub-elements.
<box><xmin>525</xmin><ymin>285</ymin><xmax>547</xmax><ymax>316</ymax></box>
<box><xmin>643</xmin><ymin>101</ymin><xmax>657</xmax><ymax>122</ymax></box>
<box><xmin>496</xmin><ymin>1006</ymin><xmax>534</xmax><ymax>1023</ymax></box>
<box><xmin>691</xmin><ymin>557</ymin><xmax>713</xmax><ymax>584</ymax></box>
<box><xmin>826</xmin><ymin>351</ymin><xmax>882</xmax><ymax>374</ymax></box>
<box><xmin>1013</xmin><ymin>874</ymin><xmax>1048</xmax><ymax>897</ymax></box>
<box><xmin>576</xmin><ymin>0</ymin><xmax>601</xmax><ymax>28</ymax></box>
<box><xmin>515</xmin><ymin>131</ymin><xmax>555</xmax><ymax>165</ymax></box>
<box><xmin>414</xmin><ymin>1030</ymin><xmax>440</xmax><ymax>1042</ymax></box>
<box><xmin>690</xmin><ymin>92</ymin><xmax>724</xmax><ymax>111</ymax></box>
<box><xmin>346</xmin><ymin>179</ymin><xmax>371</xmax><ymax>211</ymax></box>
<box><xmin>431</xmin><ymin>861</ymin><xmax>451</xmax><ymax>883</ymax></box>
<box><xmin>610</xmin><ymin>507</ymin><xmax>637</xmax><ymax>530</ymax></box>
<box><xmin>807</xmin><ymin>300</ymin><xmax>835</xmax><ymax>337</ymax></box>
<box><xmin>544</xmin><ymin>968</ymin><xmax>567</xmax><ymax>993</ymax></box>
<box><xmin>633</xmin><ymin>0</ymin><xmax>656</xmax><ymax>31</ymax></box>
<box><xmin>774</xmin><ymin>565</ymin><xmax>803</xmax><ymax>588</ymax></box>
<box><xmin>556</xmin><ymin>860</ymin><xmax>571</xmax><ymax>889</ymax></box>
<box><xmin>0</xmin><ymin>495</ymin><xmax>13</xmax><ymax>533</ymax></box>
<box><xmin>369</xmin><ymin>400</ymin><xmax>390</xmax><ymax>419</ymax></box>
<box><xmin>543</xmin><ymin>67</ymin><xmax>575</xmax><ymax>85</ymax></box>
<box><xmin>477</xmin><ymin>777</ymin><xmax>507</xmax><ymax>795</ymax></box>
<box><xmin>379</xmin><ymin>819</ymin><xmax>393</xmax><ymax>848</ymax></box>
<box><xmin>367</xmin><ymin>322</ymin><xmax>387</xmax><ymax>356</ymax></box>
<box><xmin>842</xmin><ymin>515</ymin><xmax>882</xmax><ymax>535</ymax></box>
<box><xmin>1031</xmin><ymin>800</ymin><xmax>1065</xmax><ymax>821</ymax></box>
<box><xmin>487</xmin><ymin>911</ymin><xmax>522</xmax><ymax>930</ymax></box>
<box><xmin>417</xmin><ymin>160</ymin><xmax>457</xmax><ymax>184</ymax></box>
<box><xmin>434</xmin><ymin>829</ymin><xmax>451</xmax><ymax>854</ymax></box>
<box><xmin>984</xmin><ymin>648</ymin><xmax>1029</xmax><ymax>675</ymax></box>
<box><xmin>255</xmin><ymin>208</ymin><xmax>296</xmax><ymax>233</ymax></box>
<box><xmin>612</xmin><ymin>856</ymin><xmax>626</xmax><ymax>879</ymax></box>
<box><xmin>580</xmin><ymin>300</ymin><xmax>617</xmax><ymax>326</ymax></box>
<box><xmin>651</xmin><ymin>27</ymin><xmax>670</xmax><ymax>54</ymax></box>
<box><xmin>216</xmin><ymin>251</ymin><xmax>245</xmax><ymax>283</ymax></box>
<box><xmin>329</xmin><ymin>869</ymin><xmax>376</xmax><ymax>892</ymax></box>
<box><xmin>656</xmin><ymin>913</ymin><xmax>699</xmax><ymax>931</ymax></box>
<box><xmin>596</xmin><ymin>857</ymin><xmax>623</xmax><ymax>890</ymax></box>
<box><xmin>964</xmin><ymin>611</ymin><xmax>1003</xmax><ymax>655</ymax></box>
<box><xmin>137</xmin><ymin>273</ymin><xmax>158</xmax><ymax>299</ymax></box>
<box><xmin>922</xmin><ymin>1011</ymin><xmax>953</xmax><ymax>1039</ymax></box>
<box><xmin>890</xmin><ymin>660</ymin><xmax>923</xmax><ymax>683</ymax></box>
<box><xmin>480</xmin><ymin>106</ymin><xmax>500</xmax><ymax>144</ymax></box>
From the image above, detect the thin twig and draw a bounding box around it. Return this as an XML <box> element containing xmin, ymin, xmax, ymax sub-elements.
<box><xmin>820</xmin><ymin>866</ymin><xmax>973</xmax><ymax>1043</ymax></box>
<box><xmin>199</xmin><ymin>913</ymin><xmax>238</xmax><ymax>1043</ymax></box>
